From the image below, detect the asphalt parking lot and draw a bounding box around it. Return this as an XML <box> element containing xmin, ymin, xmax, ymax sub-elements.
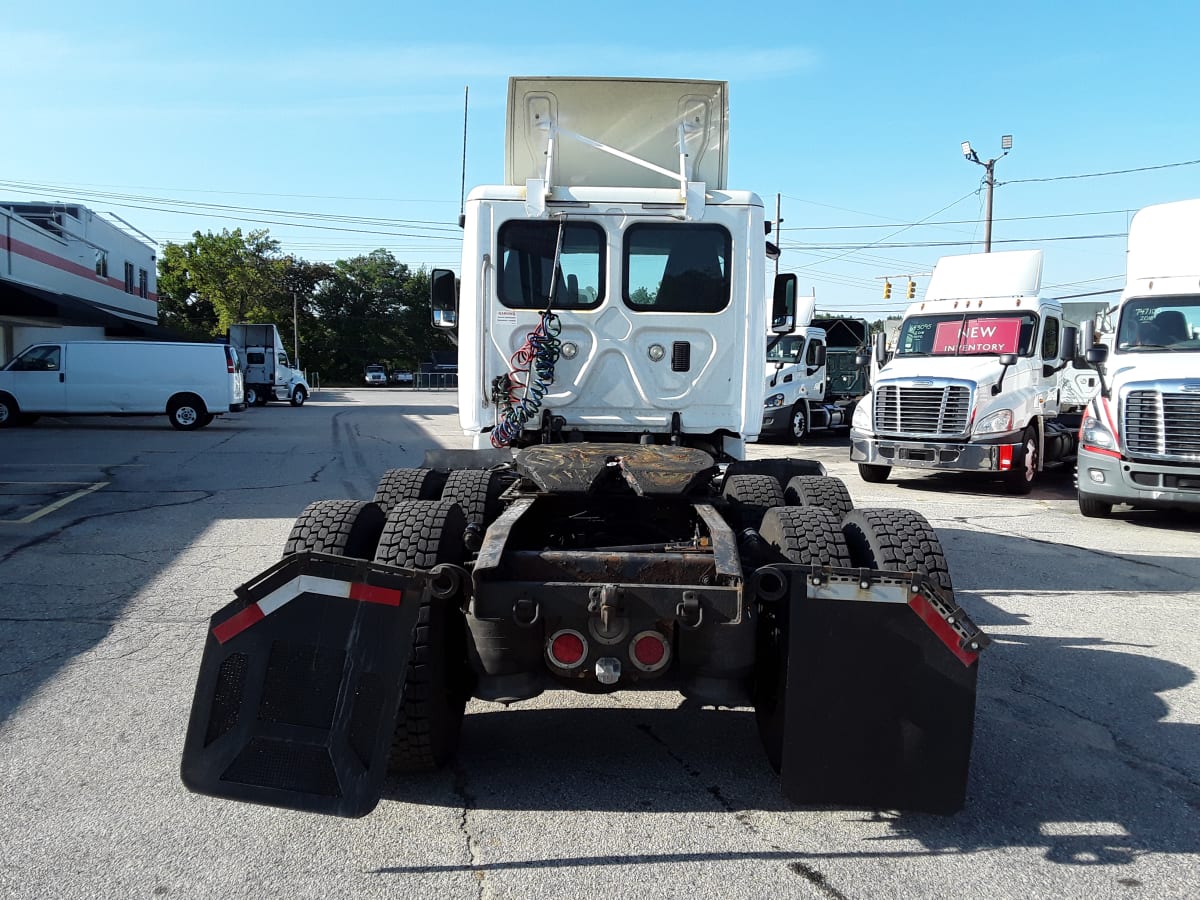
<box><xmin>1</xmin><ymin>389</ymin><xmax>1197</xmax><ymax>899</ymax></box>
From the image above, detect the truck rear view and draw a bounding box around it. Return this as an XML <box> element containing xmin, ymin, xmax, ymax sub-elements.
<box><xmin>181</xmin><ymin>77</ymin><xmax>986</xmax><ymax>818</ymax></box>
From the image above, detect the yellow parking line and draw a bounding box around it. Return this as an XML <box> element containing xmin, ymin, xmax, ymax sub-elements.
<box><xmin>0</xmin><ymin>481</ymin><xmax>109</xmax><ymax>524</ymax></box>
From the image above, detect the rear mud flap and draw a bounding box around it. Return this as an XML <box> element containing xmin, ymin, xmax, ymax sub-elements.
<box><xmin>757</xmin><ymin>566</ymin><xmax>985</xmax><ymax>813</ymax></box>
<box><xmin>181</xmin><ymin>552</ymin><xmax>426</xmax><ymax>817</ymax></box>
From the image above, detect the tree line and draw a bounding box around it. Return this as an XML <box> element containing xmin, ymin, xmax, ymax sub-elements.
<box><xmin>156</xmin><ymin>228</ymin><xmax>452</xmax><ymax>383</ymax></box>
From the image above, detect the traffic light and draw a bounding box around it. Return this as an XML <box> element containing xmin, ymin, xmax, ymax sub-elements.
<box><xmin>883</xmin><ymin>280</ymin><xmax>891</xmax><ymax>300</ymax></box>
<box><xmin>906</xmin><ymin>280</ymin><xmax>916</xmax><ymax>299</ymax></box>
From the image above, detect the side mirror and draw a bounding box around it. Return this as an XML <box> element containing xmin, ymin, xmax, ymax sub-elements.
<box><xmin>998</xmin><ymin>353</ymin><xmax>1017</xmax><ymax>367</ymax></box>
<box><xmin>1086</xmin><ymin>345</ymin><xmax>1109</xmax><ymax>366</ymax></box>
<box><xmin>771</xmin><ymin>273</ymin><xmax>797</xmax><ymax>335</ymax></box>
<box><xmin>854</xmin><ymin>352</ymin><xmax>870</xmax><ymax>368</ymax></box>
<box><xmin>873</xmin><ymin>332</ymin><xmax>887</xmax><ymax>367</ymax></box>
<box><xmin>430</xmin><ymin>268</ymin><xmax>458</xmax><ymax>329</ymax></box>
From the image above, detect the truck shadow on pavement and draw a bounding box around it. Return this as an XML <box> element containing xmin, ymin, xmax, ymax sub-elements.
<box><xmin>382</xmin><ymin>522</ymin><xmax>1199</xmax><ymax>869</ymax></box>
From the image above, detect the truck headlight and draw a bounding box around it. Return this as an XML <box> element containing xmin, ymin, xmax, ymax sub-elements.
<box><xmin>764</xmin><ymin>393</ymin><xmax>785</xmax><ymax>409</ymax></box>
<box><xmin>852</xmin><ymin>397</ymin><xmax>871</xmax><ymax>429</ymax></box>
<box><xmin>1081</xmin><ymin>414</ymin><xmax>1115</xmax><ymax>450</ymax></box>
<box><xmin>974</xmin><ymin>409</ymin><xmax>1013</xmax><ymax>434</ymax></box>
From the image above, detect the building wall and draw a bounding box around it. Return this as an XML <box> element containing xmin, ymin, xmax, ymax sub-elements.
<box><xmin>1</xmin><ymin>204</ymin><xmax>158</xmax><ymax>324</ymax></box>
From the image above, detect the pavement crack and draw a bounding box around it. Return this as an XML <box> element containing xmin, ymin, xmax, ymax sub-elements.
<box><xmin>452</xmin><ymin>762</ymin><xmax>488</xmax><ymax>900</ymax></box>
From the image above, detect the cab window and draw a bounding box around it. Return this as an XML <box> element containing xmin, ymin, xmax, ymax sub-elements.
<box><xmin>498</xmin><ymin>220</ymin><xmax>605</xmax><ymax>310</ymax></box>
<box><xmin>7</xmin><ymin>345</ymin><xmax>61</xmax><ymax>371</ymax></box>
<box><xmin>1041</xmin><ymin>317</ymin><xmax>1060</xmax><ymax>360</ymax></box>
<box><xmin>624</xmin><ymin>223</ymin><xmax>730</xmax><ymax>313</ymax></box>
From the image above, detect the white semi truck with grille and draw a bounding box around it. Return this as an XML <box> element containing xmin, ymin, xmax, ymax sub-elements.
<box><xmin>850</xmin><ymin>250</ymin><xmax>1086</xmax><ymax>493</ymax></box>
<box><xmin>181</xmin><ymin>77</ymin><xmax>986</xmax><ymax>818</ymax></box>
<box><xmin>1076</xmin><ymin>198</ymin><xmax>1200</xmax><ymax>517</ymax></box>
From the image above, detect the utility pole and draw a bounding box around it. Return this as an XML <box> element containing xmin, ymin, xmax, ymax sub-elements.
<box><xmin>292</xmin><ymin>291</ymin><xmax>300</xmax><ymax>368</ymax></box>
<box><xmin>961</xmin><ymin>135</ymin><xmax>1012</xmax><ymax>252</ymax></box>
<box><xmin>774</xmin><ymin>193</ymin><xmax>782</xmax><ymax>279</ymax></box>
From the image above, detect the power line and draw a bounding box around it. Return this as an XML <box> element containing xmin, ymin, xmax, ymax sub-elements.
<box><xmin>1004</xmin><ymin>158</ymin><xmax>1200</xmax><ymax>185</ymax></box>
<box><xmin>783</xmin><ymin>208</ymin><xmax>1135</xmax><ymax>231</ymax></box>
<box><xmin>784</xmin><ymin>232</ymin><xmax>1125</xmax><ymax>251</ymax></box>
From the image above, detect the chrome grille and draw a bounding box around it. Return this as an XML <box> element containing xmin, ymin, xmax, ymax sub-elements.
<box><xmin>874</xmin><ymin>384</ymin><xmax>972</xmax><ymax>437</ymax></box>
<box><xmin>1123</xmin><ymin>390</ymin><xmax>1200</xmax><ymax>461</ymax></box>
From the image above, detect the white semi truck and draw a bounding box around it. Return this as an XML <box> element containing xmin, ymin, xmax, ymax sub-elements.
<box><xmin>182</xmin><ymin>77</ymin><xmax>986</xmax><ymax>818</ymax></box>
<box><xmin>227</xmin><ymin>323</ymin><xmax>309</xmax><ymax>406</ymax></box>
<box><xmin>850</xmin><ymin>249</ymin><xmax>1087</xmax><ymax>493</ymax></box>
<box><xmin>1076</xmin><ymin>198</ymin><xmax>1200</xmax><ymax>517</ymax></box>
<box><xmin>761</xmin><ymin>300</ymin><xmax>870</xmax><ymax>442</ymax></box>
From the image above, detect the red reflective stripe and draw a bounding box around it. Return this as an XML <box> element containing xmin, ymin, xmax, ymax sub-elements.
<box><xmin>212</xmin><ymin>604</ymin><xmax>265</xmax><ymax>644</ymax></box>
<box><xmin>908</xmin><ymin>593</ymin><xmax>977</xmax><ymax>667</ymax></box>
<box><xmin>348</xmin><ymin>582</ymin><xmax>403</xmax><ymax>607</ymax></box>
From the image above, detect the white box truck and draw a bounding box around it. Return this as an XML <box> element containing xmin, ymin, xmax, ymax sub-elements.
<box><xmin>0</xmin><ymin>340</ymin><xmax>243</xmax><ymax>430</ymax></box>
<box><xmin>227</xmin><ymin>324</ymin><xmax>309</xmax><ymax>406</ymax></box>
<box><xmin>1075</xmin><ymin>198</ymin><xmax>1200</xmax><ymax>517</ymax></box>
<box><xmin>850</xmin><ymin>250</ymin><xmax>1086</xmax><ymax>493</ymax></box>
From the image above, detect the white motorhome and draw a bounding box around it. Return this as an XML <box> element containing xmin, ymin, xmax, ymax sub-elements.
<box><xmin>850</xmin><ymin>250</ymin><xmax>1085</xmax><ymax>493</ymax></box>
<box><xmin>227</xmin><ymin>324</ymin><xmax>309</xmax><ymax>406</ymax></box>
<box><xmin>1076</xmin><ymin>198</ymin><xmax>1200</xmax><ymax>517</ymax></box>
<box><xmin>0</xmin><ymin>340</ymin><xmax>243</xmax><ymax>430</ymax></box>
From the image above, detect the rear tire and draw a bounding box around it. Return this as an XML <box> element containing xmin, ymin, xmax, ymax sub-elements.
<box><xmin>783</xmin><ymin>475</ymin><xmax>854</xmax><ymax>520</ymax></box>
<box><xmin>841</xmin><ymin>507</ymin><xmax>954</xmax><ymax>597</ymax></box>
<box><xmin>858</xmin><ymin>463</ymin><xmax>891</xmax><ymax>483</ymax></box>
<box><xmin>722</xmin><ymin>474</ymin><xmax>786</xmax><ymax>531</ymax></box>
<box><xmin>1077</xmin><ymin>493</ymin><xmax>1113</xmax><ymax>518</ymax></box>
<box><xmin>754</xmin><ymin>506</ymin><xmax>852</xmax><ymax>772</ymax></box>
<box><xmin>168</xmin><ymin>394</ymin><xmax>207</xmax><ymax>431</ymax></box>
<box><xmin>244</xmin><ymin>386</ymin><xmax>258</xmax><ymax>406</ymax></box>
<box><xmin>283</xmin><ymin>499</ymin><xmax>385</xmax><ymax>559</ymax></box>
<box><xmin>290</xmin><ymin>387</ymin><xmax>307</xmax><ymax>407</ymax></box>
<box><xmin>373</xmin><ymin>467</ymin><xmax>448</xmax><ymax>516</ymax></box>
<box><xmin>375</xmin><ymin>500</ymin><xmax>469</xmax><ymax>772</ymax></box>
<box><xmin>439</xmin><ymin>468</ymin><xmax>509</xmax><ymax>529</ymax></box>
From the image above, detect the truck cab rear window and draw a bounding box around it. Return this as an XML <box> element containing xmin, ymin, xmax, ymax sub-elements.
<box><xmin>498</xmin><ymin>221</ymin><xmax>605</xmax><ymax>310</ymax></box>
<box><xmin>623</xmin><ymin>223</ymin><xmax>730</xmax><ymax>313</ymax></box>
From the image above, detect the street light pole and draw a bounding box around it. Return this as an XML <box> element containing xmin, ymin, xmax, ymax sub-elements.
<box><xmin>961</xmin><ymin>135</ymin><xmax>1012</xmax><ymax>252</ymax></box>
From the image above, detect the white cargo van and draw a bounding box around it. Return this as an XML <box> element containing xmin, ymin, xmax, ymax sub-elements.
<box><xmin>0</xmin><ymin>340</ymin><xmax>244</xmax><ymax>430</ymax></box>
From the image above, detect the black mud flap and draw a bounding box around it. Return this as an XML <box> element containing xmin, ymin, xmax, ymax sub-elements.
<box><xmin>181</xmin><ymin>552</ymin><xmax>426</xmax><ymax>817</ymax></box>
<box><xmin>757</xmin><ymin>566</ymin><xmax>986</xmax><ymax>814</ymax></box>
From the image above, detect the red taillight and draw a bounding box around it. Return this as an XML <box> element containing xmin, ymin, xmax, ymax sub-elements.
<box><xmin>548</xmin><ymin>630</ymin><xmax>587</xmax><ymax>669</ymax></box>
<box><xmin>629</xmin><ymin>631</ymin><xmax>670</xmax><ymax>672</ymax></box>
<box><xmin>225</xmin><ymin>347</ymin><xmax>235</xmax><ymax>373</ymax></box>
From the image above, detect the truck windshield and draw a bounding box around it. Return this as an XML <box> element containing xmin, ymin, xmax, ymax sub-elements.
<box><xmin>1115</xmin><ymin>297</ymin><xmax>1200</xmax><ymax>351</ymax></box>
<box><xmin>497</xmin><ymin>220</ymin><xmax>605</xmax><ymax>310</ymax></box>
<box><xmin>896</xmin><ymin>311</ymin><xmax>1038</xmax><ymax>357</ymax></box>
<box><xmin>766</xmin><ymin>335</ymin><xmax>805</xmax><ymax>362</ymax></box>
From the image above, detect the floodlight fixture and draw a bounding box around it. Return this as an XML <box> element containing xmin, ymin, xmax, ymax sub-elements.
<box><xmin>961</xmin><ymin>141</ymin><xmax>973</xmax><ymax>157</ymax></box>
<box><xmin>1001</xmin><ymin>134</ymin><xmax>1013</xmax><ymax>151</ymax></box>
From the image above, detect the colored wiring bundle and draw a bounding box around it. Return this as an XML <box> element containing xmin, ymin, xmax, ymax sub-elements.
<box><xmin>490</xmin><ymin>310</ymin><xmax>562</xmax><ymax>447</ymax></box>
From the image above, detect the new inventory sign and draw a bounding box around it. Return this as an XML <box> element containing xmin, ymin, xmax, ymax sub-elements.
<box><xmin>933</xmin><ymin>317</ymin><xmax>1022</xmax><ymax>355</ymax></box>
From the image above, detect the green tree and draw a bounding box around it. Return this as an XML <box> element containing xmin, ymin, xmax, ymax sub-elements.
<box><xmin>157</xmin><ymin>229</ymin><xmax>297</xmax><ymax>336</ymax></box>
<box><xmin>307</xmin><ymin>250</ymin><xmax>451</xmax><ymax>383</ymax></box>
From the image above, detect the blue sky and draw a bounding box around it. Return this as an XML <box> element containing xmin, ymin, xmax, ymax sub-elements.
<box><xmin>5</xmin><ymin>0</ymin><xmax>1198</xmax><ymax>318</ymax></box>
